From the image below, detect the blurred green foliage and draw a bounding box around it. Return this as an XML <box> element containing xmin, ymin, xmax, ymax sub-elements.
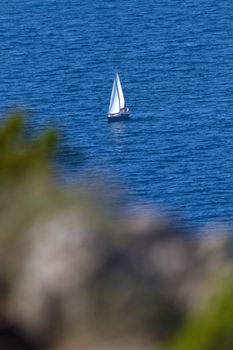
<box><xmin>0</xmin><ymin>111</ymin><xmax>56</xmax><ymax>182</ymax></box>
<box><xmin>0</xmin><ymin>112</ymin><xmax>58</xmax><ymax>281</ymax></box>
<box><xmin>166</xmin><ymin>280</ymin><xmax>233</xmax><ymax>350</ymax></box>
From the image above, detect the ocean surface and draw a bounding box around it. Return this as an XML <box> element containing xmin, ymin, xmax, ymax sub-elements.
<box><xmin>1</xmin><ymin>0</ymin><xmax>233</xmax><ymax>227</ymax></box>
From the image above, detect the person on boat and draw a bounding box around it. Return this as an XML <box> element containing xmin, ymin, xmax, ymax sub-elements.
<box><xmin>120</xmin><ymin>107</ymin><xmax>127</xmax><ymax>113</ymax></box>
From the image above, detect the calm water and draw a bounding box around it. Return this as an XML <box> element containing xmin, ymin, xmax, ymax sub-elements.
<box><xmin>1</xmin><ymin>0</ymin><xmax>233</xmax><ymax>227</ymax></box>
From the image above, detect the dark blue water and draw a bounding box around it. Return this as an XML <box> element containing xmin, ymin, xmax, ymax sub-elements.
<box><xmin>1</xmin><ymin>0</ymin><xmax>233</xmax><ymax>227</ymax></box>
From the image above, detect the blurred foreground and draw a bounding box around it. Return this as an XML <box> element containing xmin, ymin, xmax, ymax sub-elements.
<box><xmin>0</xmin><ymin>113</ymin><xmax>233</xmax><ymax>350</ymax></box>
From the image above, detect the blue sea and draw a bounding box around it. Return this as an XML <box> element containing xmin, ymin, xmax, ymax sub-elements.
<box><xmin>1</xmin><ymin>0</ymin><xmax>233</xmax><ymax>227</ymax></box>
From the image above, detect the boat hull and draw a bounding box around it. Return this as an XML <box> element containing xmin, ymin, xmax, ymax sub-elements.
<box><xmin>107</xmin><ymin>112</ymin><xmax>130</xmax><ymax>122</ymax></box>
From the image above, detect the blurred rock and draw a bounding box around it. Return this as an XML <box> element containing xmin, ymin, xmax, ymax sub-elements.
<box><xmin>9</xmin><ymin>207</ymin><xmax>233</xmax><ymax>349</ymax></box>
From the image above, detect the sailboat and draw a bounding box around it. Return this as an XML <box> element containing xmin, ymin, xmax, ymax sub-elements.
<box><xmin>108</xmin><ymin>72</ymin><xmax>130</xmax><ymax>122</ymax></box>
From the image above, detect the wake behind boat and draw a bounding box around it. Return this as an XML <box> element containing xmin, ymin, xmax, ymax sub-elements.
<box><xmin>108</xmin><ymin>72</ymin><xmax>130</xmax><ymax>122</ymax></box>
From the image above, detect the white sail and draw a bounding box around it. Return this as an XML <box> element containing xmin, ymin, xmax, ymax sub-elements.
<box><xmin>108</xmin><ymin>77</ymin><xmax>120</xmax><ymax>115</ymax></box>
<box><xmin>115</xmin><ymin>72</ymin><xmax>125</xmax><ymax>109</ymax></box>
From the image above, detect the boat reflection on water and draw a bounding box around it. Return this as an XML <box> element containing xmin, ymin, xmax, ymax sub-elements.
<box><xmin>108</xmin><ymin>120</ymin><xmax>129</xmax><ymax>139</ymax></box>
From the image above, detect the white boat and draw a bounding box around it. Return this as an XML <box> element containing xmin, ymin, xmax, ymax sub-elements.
<box><xmin>108</xmin><ymin>72</ymin><xmax>130</xmax><ymax>122</ymax></box>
